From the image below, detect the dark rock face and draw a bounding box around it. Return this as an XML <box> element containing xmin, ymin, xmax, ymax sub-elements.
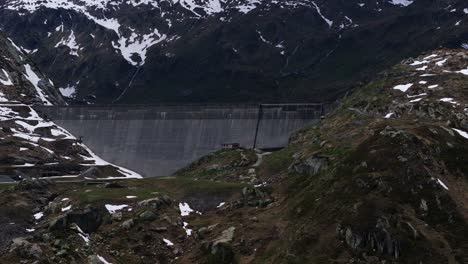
<box><xmin>0</xmin><ymin>33</ymin><xmax>64</xmax><ymax>105</ymax></box>
<box><xmin>1</xmin><ymin>0</ymin><xmax>467</xmax><ymax>104</ymax></box>
<box><xmin>49</xmin><ymin>207</ymin><xmax>103</xmax><ymax>233</ymax></box>
<box><xmin>337</xmin><ymin>219</ymin><xmax>402</xmax><ymax>259</ymax></box>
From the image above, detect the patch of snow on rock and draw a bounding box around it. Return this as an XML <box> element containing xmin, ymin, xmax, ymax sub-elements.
<box><xmin>453</xmin><ymin>128</ymin><xmax>468</xmax><ymax>139</ymax></box>
<box><xmin>457</xmin><ymin>67</ymin><xmax>468</xmax><ymax>75</ymax></box>
<box><xmin>33</xmin><ymin>212</ymin><xmax>44</xmax><ymax>220</ymax></box>
<box><xmin>61</xmin><ymin>205</ymin><xmax>72</xmax><ymax>212</ymax></box>
<box><xmin>105</xmin><ymin>204</ymin><xmax>129</xmax><ymax>214</ymax></box>
<box><xmin>0</xmin><ymin>69</ymin><xmax>13</xmax><ymax>86</ymax></box>
<box><xmin>409</xmin><ymin>98</ymin><xmax>423</xmax><ymax>103</ymax></box>
<box><xmin>393</xmin><ymin>83</ymin><xmax>413</xmax><ymax>92</ymax></box>
<box><xmin>179</xmin><ymin>202</ymin><xmax>194</xmax><ymax>216</ymax></box>
<box><xmin>435</xmin><ymin>59</ymin><xmax>447</xmax><ymax>66</ymax></box>
<box><xmin>97</xmin><ymin>255</ymin><xmax>112</xmax><ymax>264</ymax></box>
<box><xmin>54</xmin><ymin>30</ymin><xmax>81</xmax><ymax>56</ymax></box>
<box><xmin>183</xmin><ymin>222</ymin><xmax>192</xmax><ymax>236</ymax></box>
<box><xmin>439</xmin><ymin>98</ymin><xmax>458</xmax><ymax>105</ymax></box>
<box><xmin>23</xmin><ymin>64</ymin><xmax>52</xmax><ymax>105</ymax></box>
<box><xmin>389</xmin><ymin>0</ymin><xmax>414</xmax><ymax>7</ymax></box>
<box><xmin>59</xmin><ymin>84</ymin><xmax>77</xmax><ymax>98</ymax></box>
<box><xmin>163</xmin><ymin>238</ymin><xmax>174</xmax><ymax>246</ymax></box>
<box><xmin>437</xmin><ymin>179</ymin><xmax>449</xmax><ymax>191</ymax></box>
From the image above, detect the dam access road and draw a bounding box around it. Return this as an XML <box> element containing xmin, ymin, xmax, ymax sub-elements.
<box><xmin>36</xmin><ymin>103</ymin><xmax>326</xmax><ymax>176</ymax></box>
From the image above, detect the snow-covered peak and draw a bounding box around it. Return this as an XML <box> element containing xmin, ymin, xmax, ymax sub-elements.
<box><xmin>3</xmin><ymin>0</ymin><xmax>336</xmax><ymax>66</ymax></box>
<box><xmin>3</xmin><ymin>0</ymin><xmax>422</xmax><ymax>67</ymax></box>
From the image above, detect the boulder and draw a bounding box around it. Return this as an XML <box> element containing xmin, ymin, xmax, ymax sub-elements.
<box><xmin>138</xmin><ymin>198</ymin><xmax>168</xmax><ymax>209</ymax></box>
<box><xmin>120</xmin><ymin>219</ymin><xmax>134</xmax><ymax>230</ymax></box>
<box><xmin>212</xmin><ymin>227</ymin><xmax>236</xmax><ymax>250</ymax></box>
<box><xmin>241</xmin><ymin>187</ymin><xmax>273</xmax><ymax>207</ymax></box>
<box><xmin>198</xmin><ymin>223</ymin><xmax>219</xmax><ymax>236</ymax></box>
<box><xmin>88</xmin><ymin>255</ymin><xmax>102</xmax><ymax>264</ymax></box>
<box><xmin>204</xmin><ymin>227</ymin><xmax>237</xmax><ymax>264</ymax></box>
<box><xmin>9</xmin><ymin>237</ymin><xmax>42</xmax><ymax>259</ymax></box>
<box><xmin>139</xmin><ymin>211</ymin><xmax>157</xmax><ymax>221</ymax></box>
<box><xmin>290</xmin><ymin>155</ymin><xmax>329</xmax><ymax>175</ymax></box>
<box><xmin>111</xmin><ymin>212</ymin><xmax>123</xmax><ymax>222</ymax></box>
<box><xmin>49</xmin><ymin>206</ymin><xmax>102</xmax><ymax>233</ymax></box>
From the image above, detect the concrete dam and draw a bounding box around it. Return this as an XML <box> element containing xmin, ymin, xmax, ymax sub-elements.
<box><xmin>36</xmin><ymin>104</ymin><xmax>325</xmax><ymax>176</ymax></box>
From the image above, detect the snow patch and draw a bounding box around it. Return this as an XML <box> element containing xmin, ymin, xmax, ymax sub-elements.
<box><xmin>59</xmin><ymin>84</ymin><xmax>77</xmax><ymax>98</ymax></box>
<box><xmin>163</xmin><ymin>238</ymin><xmax>174</xmax><ymax>246</ymax></box>
<box><xmin>439</xmin><ymin>98</ymin><xmax>458</xmax><ymax>105</ymax></box>
<box><xmin>0</xmin><ymin>69</ymin><xmax>13</xmax><ymax>86</ymax></box>
<box><xmin>97</xmin><ymin>255</ymin><xmax>112</xmax><ymax>264</ymax></box>
<box><xmin>54</xmin><ymin>30</ymin><xmax>81</xmax><ymax>56</ymax></box>
<box><xmin>311</xmin><ymin>1</ymin><xmax>333</xmax><ymax>27</ymax></box>
<box><xmin>183</xmin><ymin>222</ymin><xmax>192</xmax><ymax>236</ymax></box>
<box><xmin>453</xmin><ymin>128</ymin><xmax>468</xmax><ymax>139</ymax></box>
<box><xmin>393</xmin><ymin>83</ymin><xmax>413</xmax><ymax>92</ymax></box>
<box><xmin>179</xmin><ymin>202</ymin><xmax>194</xmax><ymax>216</ymax></box>
<box><xmin>23</xmin><ymin>64</ymin><xmax>52</xmax><ymax>105</ymax></box>
<box><xmin>61</xmin><ymin>205</ymin><xmax>72</xmax><ymax>212</ymax></box>
<box><xmin>437</xmin><ymin>179</ymin><xmax>449</xmax><ymax>191</ymax></box>
<box><xmin>34</xmin><ymin>212</ymin><xmax>44</xmax><ymax>220</ymax></box>
<box><xmin>105</xmin><ymin>204</ymin><xmax>129</xmax><ymax>214</ymax></box>
<box><xmin>388</xmin><ymin>0</ymin><xmax>414</xmax><ymax>7</ymax></box>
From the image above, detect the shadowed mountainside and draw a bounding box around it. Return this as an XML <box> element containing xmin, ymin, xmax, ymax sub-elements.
<box><xmin>0</xmin><ymin>0</ymin><xmax>467</xmax><ymax>104</ymax></box>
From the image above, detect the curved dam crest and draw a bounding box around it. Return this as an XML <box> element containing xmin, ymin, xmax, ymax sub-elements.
<box><xmin>36</xmin><ymin>104</ymin><xmax>325</xmax><ymax>176</ymax></box>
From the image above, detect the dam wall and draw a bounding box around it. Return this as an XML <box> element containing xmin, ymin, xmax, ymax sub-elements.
<box><xmin>36</xmin><ymin>104</ymin><xmax>324</xmax><ymax>176</ymax></box>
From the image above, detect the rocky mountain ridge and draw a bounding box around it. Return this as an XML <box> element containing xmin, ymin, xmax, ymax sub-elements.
<box><xmin>1</xmin><ymin>0</ymin><xmax>467</xmax><ymax>103</ymax></box>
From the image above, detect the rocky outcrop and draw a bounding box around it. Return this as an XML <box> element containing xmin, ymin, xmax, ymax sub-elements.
<box><xmin>48</xmin><ymin>207</ymin><xmax>102</xmax><ymax>233</ymax></box>
<box><xmin>203</xmin><ymin>227</ymin><xmax>237</xmax><ymax>264</ymax></box>
<box><xmin>290</xmin><ymin>155</ymin><xmax>329</xmax><ymax>175</ymax></box>
<box><xmin>9</xmin><ymin>238</ymin><xmax>42</xmax><ymax>259</ymax></box>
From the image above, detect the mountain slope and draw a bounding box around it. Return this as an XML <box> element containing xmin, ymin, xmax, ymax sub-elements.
<box><xmin>271</xmin><ymin>48</ymin><xmax>468</xmax><ymax>263</ymax></box>
<box><xmin>1</xmin><ymin>48</ymin><xmax>467</xmax><ymax>263</ymax></box>
<box><xmin>0</xmin><ymin>33</ymin><xmax>142</xmax><ymax>181</ymax></box>
<box><xmin>1</xmin><ymin>0</ymin><xmax>467</xmax><ymax>103</ymax></box>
